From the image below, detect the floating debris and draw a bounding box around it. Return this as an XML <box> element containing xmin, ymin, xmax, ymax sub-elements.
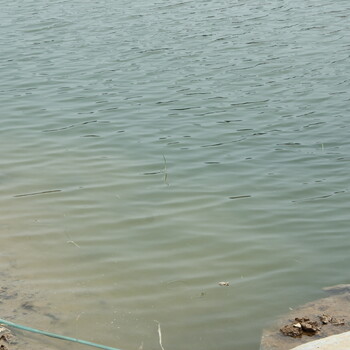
<box><xmin>218</xmin><ymin>282</ymin><xmax>229</xmax><ymax>286</ymax></box>
<box><xmin>154</xmin><ymin>320</ymin><xmax>165</xmax><ymax>350</ymax></box>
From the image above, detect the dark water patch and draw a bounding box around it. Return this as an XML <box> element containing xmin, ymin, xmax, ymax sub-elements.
<box><xmin>217</xmin><ymin>120</ymin><xmax>241</xmax><ymax>124</ymax></box>
<box><xmin>278</xmin><ymin>143</ymin><xmax>301</xmax><ymax>146</ymax></box>
<box><xmin>201</xmin><ymin>142</ymin><xmax>224</xmax><ymax>148</ymax></box>
<box><xmin>143</xmin><ymin>171</ymin><xmax>162</xmax><ymax>175</ymax></box>
<box><xmin>21</xmin><ymin>301</ymin><xmax>37</xmax><ymax>311</ymax></box>
<box><xmin>185</xmin><ymin>92</ymin><xmax>209</xmax><ymax>96</ymax></box>
<box><xmin>44</xmin><ymin>313</ymin><xmax>60</xmax><ymax>322</ymax></box>
<box><xmin>156</xmin><ymin>100</ymin><xmax>178</xmax><ymax>104</ymax></box>
<box><xmin>170</xmin><ymin>106</ymin><xmax>200</xmax><ymax>111</ymax></box>
<box><xmin>98</xmin><ymin>107</ymin><xmax>119</xmax><ymax>112</ymax></box>
<box><xmin>303</xmin><ymin>122</ymin><xmax>326</xmax><ymax>128</ymax></box>
<box><xmin>292</xmin><ymin>190</ymin><xmax>347</xmax><ymax>203</ymax></box>
<box><xmin>13</xmin><ymin>190</ymin><xmax>62</xmax><ymax>198</ymax></box>
<box><xmin>124</xmin><ymin>95</ymin><xmax>143</xmax><ymax>100</ymax></box>
<box><xmin>42</xmin><ymin>120</ymin><xmax>98</xmax><ymax>133</ymax></box>
<box><xmin>0</xmin><ymin>287</ymin><xmax>18</xmax><ymax>300</ymax></box>
<box><xmin>229</xmin><ymin>195</ymin><xmax>251</xmax><ymax>200</ymax></box>
<box><xmin>207</xmin><ymin>96</ymin><xmax>225</xmax><ymax>99</ymax></box>
<box><xmin>201</xmin><ymin>138</ymin><xmax>244</xmax><ymax>148</ymax></box>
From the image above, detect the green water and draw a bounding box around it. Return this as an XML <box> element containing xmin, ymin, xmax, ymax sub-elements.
<box><xmin>1</xmin><ymin>0</ymin><xmax>350</xmax><ymax>349</ymax></box>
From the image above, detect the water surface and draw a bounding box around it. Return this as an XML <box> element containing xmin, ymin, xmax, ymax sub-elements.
<box><xmin>1</xmin><ymin>0</ymin><xmax>350</xmax><ymax>349</ymax></box>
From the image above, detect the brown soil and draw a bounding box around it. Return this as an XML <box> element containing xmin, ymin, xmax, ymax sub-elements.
<box><xmin>260</xmin><ymin>292</ymin><xmax>350</xmax><ymax>350</ymax></box>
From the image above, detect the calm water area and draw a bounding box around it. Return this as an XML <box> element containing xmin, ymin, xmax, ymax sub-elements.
<box><xmin>1</xmin><ymin>0</ymin><xmax>350</xmax><ymax>349</ymax></box>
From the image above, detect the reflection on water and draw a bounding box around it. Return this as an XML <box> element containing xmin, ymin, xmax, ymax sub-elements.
<box><xmin>1</xmin><ymin>0</ymin><xmax>350</xmax><ymax>349</ymax></box>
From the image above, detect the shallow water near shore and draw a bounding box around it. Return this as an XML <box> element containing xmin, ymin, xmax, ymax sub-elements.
<box><xmin>1</xmin><ymin>0</ymin><xmax>350</xmax><ymax>349</ymax></box>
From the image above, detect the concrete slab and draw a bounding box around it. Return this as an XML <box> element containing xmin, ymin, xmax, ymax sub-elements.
<box><xmin>289</xmin><ymin>331</ymin><xmax>350</xmax><ymax>350</ymax></box>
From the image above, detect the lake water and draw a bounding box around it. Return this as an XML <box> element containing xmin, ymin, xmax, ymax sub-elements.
<box><xmin>1</xmin><ymin>0</ymin><xmax>350</xmax><ymax>349</ymax></box>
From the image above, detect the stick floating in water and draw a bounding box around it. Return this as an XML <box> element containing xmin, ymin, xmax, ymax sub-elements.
<box><xmin>154</xmin><ymin>320</ymin><xmax>165</xmax><ymax>350</ymax></box>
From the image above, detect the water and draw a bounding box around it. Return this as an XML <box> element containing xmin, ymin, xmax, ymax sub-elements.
<box><xmin>1</xmin><ymin>0</ymin><xmax>350</xmax><ymax>349</ymax></box>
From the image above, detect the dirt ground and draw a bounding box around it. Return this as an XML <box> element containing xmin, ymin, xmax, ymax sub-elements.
<box><xmin>260</xmin><ymin>290</ymin><xmax>350</xmax><ymax>350</ymax></box>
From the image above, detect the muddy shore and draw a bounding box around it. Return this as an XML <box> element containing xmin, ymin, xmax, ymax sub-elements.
<box><xmin>0</xmin><ymin>269</ymin><xmax>64</xmax><ymax>350</ymax></box>
<box><xmin>260</xmin><ymin>289</ymin><xmax>350</xmax><ymax>350</ymax></box>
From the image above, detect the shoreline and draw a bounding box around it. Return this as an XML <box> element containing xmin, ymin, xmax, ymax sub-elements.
<box><xmin>0</xmin><ymin>270</ymin><xmax>62</xmax><ymax>350</ymax></box>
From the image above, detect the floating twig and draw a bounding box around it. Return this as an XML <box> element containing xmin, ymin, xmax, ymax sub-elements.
<box><xmin>154</xmin><ymin>320</ymin><xmax>165</xmax><ymax>350</ymax></box>
<box><xmin>162</xmin><ymin>155</ymin><xmax>169</xmax><ymax>186</ymax></box>
<box><xmin>67</xmin><ymin>240</ymin><xmax>80</xmax><ymax>248</ymax></box>
<box><xmin>76</xmin><ymin>312</ymin><xmax>84</xmax><ymax>321</ymax></box>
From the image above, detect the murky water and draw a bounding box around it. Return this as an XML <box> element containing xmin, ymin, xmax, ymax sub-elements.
<box><xmin>1</xmin><ymin>0</ymin><xmax>350</xmax><ymax>349</ymax></box>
